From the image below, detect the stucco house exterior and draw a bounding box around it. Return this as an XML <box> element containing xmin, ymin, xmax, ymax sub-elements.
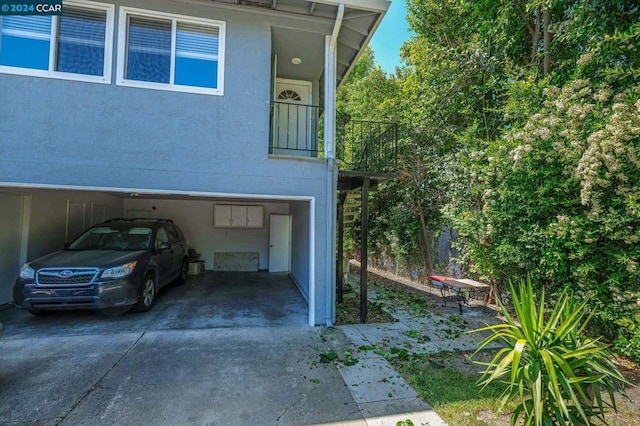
<box><xmin>0</xmin><ymin>0</ymin><xmax>393</xmax><ymax>325</ymax></box>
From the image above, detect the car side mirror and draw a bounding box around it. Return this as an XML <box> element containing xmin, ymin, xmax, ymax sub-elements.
<box><xmin>159</xmin><ymin>242</ymin><xmax>171</xmax><ymax>251</ymax></box>
<box><xmin>63</xmin><ymin>242</ymin><xmax>71</xmax><ymax>249</ymax></box>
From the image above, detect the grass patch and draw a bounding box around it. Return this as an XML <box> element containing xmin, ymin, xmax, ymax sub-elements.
<box><xmin>390</xmin><ymin>351</ymin><xmax>512</xmax><ymax>426</ymax></box>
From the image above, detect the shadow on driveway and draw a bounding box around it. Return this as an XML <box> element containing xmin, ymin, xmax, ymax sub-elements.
<box><xmin>1</xmin><ymin>271</ymin><xmax>309</xmax><ymax>339</ymax></box>
<box><xmin>0</xmin><ymin>272</ymin><xmax>367</xmax><ymax>425</ymax></box>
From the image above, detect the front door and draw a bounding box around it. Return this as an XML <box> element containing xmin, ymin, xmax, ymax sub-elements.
<box><xmin>273</xmin><ymin>79</ymin><xmax>312</xmax><ymax>155</ymax></box>
<box><xmin>269</xmin><ymin>215</ymin><xmax>291</xmax><ymax>273</ymax></box>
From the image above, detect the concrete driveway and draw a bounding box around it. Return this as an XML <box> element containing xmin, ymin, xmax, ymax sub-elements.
<box><xmin>0</xmin><ymin>272</ymin><xmax>444</xmax><ymax>425</ymax></box>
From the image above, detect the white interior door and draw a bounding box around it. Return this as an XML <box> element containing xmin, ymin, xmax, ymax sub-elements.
<box><xmin>269</xmin><ymin>214</ymin><xmax>291</xmax><ymax>272</ymax></box>
<box><xmin>274</xmin><ymin>79</ymin><xmax>312</xmax><ymax>155</ymax></box>
<box><xmin>0</xmin><ymin>193</ymin><xmax>25</xmax><ymax>303</ymax></box>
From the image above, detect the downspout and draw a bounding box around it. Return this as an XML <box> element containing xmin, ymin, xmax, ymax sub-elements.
<box><xmin>325</xmin><ymin>3</ymin><xmax>343</xmax><ymax>160</ymax></box>
<box><xmin>324</xmin><ymin>3</ymin><xmax>344</xmax><ymax>326</ymax></box>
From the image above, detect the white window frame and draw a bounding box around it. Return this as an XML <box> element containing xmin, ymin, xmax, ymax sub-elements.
<box><xmin>0</xmin><ymin>0</ymin><xmax>114</xmax><ymax>84</ymax></box>
<box><xmin>116</xmin><ymin>7</ymin><xmax>225</xmax><ymax>96</ymax></box>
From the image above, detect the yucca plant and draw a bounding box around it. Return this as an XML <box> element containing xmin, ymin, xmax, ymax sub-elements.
<box><xmin>472</xmin><ymin>278</ymin><xmax>629</xmax><ymax>426</ymax></box>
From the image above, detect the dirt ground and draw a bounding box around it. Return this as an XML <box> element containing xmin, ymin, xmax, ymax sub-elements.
<box><xmin>340</xmin><ymin>264</ymin><xmax>640</xmax><ymax>426</ymax></box>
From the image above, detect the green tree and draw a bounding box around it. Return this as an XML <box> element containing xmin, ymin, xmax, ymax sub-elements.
<box><xmin>339</xmin><ymin>1</ymin><xmax>640</xmax><ymax>361</ymax></box>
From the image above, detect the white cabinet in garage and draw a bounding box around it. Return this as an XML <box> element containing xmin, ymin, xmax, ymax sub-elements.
<box><xmin>214</xmin><ymin>205</ymin><xmax>232</xmax><ymax>227</ymax></box>
<box><xmin>230</xmin><ymin>206</ymin><xmax>246</xmax><ymax>228</ymax></box>
<box><xmin>246</xmin><ymin>206</ymin><xmax>263</xmax><ymax>228</ymax></box>
<box><xmin>214</xmin><ymin>205</ymin><xmax>264</xmax><ymax>228</ymax></box>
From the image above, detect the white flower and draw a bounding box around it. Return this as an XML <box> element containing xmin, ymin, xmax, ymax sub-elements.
<box><xmin>535</xmin><ymin>127</ymin><xmax>552</xmax><ymax>140</ymax></box>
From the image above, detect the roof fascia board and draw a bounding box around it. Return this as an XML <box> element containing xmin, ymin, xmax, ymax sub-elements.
<box><xmin>337</xmin><ymin>7</ymin><xmax>386</xmax><ymax>89</ymax></box>
<box><xmin>306</xmin><ymin>0</ymin><xmax>390</xmax><ymax>13</ymax></box>
<box><xmin>170</xmin><ymin>0</ymin><xmax>335</xmax><ymax>25</ymax></box>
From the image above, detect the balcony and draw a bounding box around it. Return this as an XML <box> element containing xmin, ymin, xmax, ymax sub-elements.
<box><xmin>269</xmin><ymin>101</ymin><xmax>323</xmax><ymax>158</ymax></box>
<box><xmin>269</xmin><ymin>102</ymin><xmax>397</xmax><ymax>178</ymax></box>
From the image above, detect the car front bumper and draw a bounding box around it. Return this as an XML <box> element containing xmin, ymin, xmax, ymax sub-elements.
<box><xmin>13</xmin><ymin>278</ymin><xmax>139</xmax><ymax>311</ymax></box>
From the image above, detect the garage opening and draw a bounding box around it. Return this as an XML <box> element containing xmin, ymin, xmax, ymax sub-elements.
<box><xmin>0</xmin><ymin>186</ymin><xmax>314</xmax><ymax>325</ymax></box>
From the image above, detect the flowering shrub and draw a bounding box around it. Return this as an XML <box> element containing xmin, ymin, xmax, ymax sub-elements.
<box><xmin>455</xmin><ymin>75</ymin><xmax>640</xmax><ymax>361</ymax></box>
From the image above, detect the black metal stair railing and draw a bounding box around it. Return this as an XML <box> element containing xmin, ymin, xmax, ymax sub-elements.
<box><xmin>269</xmin><ymin>101</ymin><xmax>398</xmax><ymax>175</ymax></box>
<box><xmin>337</xmin><ymin>118</ymin><xmax>398</xmax><ymax>175</ymax></box>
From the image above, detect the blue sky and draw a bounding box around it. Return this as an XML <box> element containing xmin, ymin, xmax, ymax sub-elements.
<box><xmin>370</xmin><ymin>0</ymin><xmax>414</xmax><ymax>74</ymax></box>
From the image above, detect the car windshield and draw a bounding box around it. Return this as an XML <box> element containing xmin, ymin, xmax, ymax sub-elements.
<box><xmin>68</xmin><ymin>225</ymin><xmax>152</xmax><ymax>251</ymax></box>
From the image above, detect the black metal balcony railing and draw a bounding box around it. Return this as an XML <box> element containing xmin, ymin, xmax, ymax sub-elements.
<box><xmin>269</xmin><ymin>101</ymin><xmax>397</xmax><ymax>175</ymax></box>
<box><xmin>269</xmin><ymin>101</ymin><xmax>324</xmax><ymax>157</ymax></box>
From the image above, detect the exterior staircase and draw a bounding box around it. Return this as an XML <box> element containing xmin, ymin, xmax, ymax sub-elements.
<box><xmin>335</xmin><ymin>118</ymin><xmax>397</xmax><ymax>322</ymax></box>
<box><xmin>342</xmin><ymin>192</ymin><xmax>361</xmax><ymax>224</ymax></box>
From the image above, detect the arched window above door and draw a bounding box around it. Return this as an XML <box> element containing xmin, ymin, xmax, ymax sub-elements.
<box><xmin>278</xmin><ymin>90</ymin><xmax>301</xmax><ymax>101</ymax></box>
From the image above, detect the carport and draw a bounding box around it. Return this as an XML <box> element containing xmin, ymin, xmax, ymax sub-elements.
<box><xmin>0</xmin><ymin>185</ymin><xmax>315</xmax><ymax>325</ymax></box>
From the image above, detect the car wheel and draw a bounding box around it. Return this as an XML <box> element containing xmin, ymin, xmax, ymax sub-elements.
<box><xmin>176</xmin><ymin>258</ymin><xmax>188</xmax><ymax>285</ymax></box>
<box><xmin>132</xmin><ymin>273</ymin><xmax>157</xmax><ymax>313</ymax></box>
<box><xmin>28</xmin><ymin>308</ymin><xmax>48</xmax><ymax>317</ymax></box>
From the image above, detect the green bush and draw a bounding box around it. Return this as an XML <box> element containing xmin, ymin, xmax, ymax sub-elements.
<box><xmin>455</xmin><ymin>77</ymin><xmax>640</xmax><ymax>363</ymax></box>
<box><xmin>472</xmin><ymin>278</ymin><xmax>628</xmax><ymax>426</ymax></box>
<box><xmin>614</xmin><ymin>315</ymin><xmax>640</xmax><ymax>363</ymax></box>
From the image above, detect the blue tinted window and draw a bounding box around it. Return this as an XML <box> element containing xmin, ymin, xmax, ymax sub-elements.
<box><xmin>0</xmin><ymin>16</ymin><xmax>51</xmax><ymax>70</ymax></box>
<box><xmin>123</xmin><ymin>14</ymin><xmax>222</xmax><ymax>91</ymax></box>
<box><xmin>126</xmin><ymin>16</ymin><xmax>171</xmax><ymax>83</ymax></box>
<box><xmin>0</xmin><ymin>9</ymin><xmax>109</xmax><ymax>78</ymax></box>
<box><xmin>57</xmin><ymin>7</ymin><xmax>106</xmax><ymax>76</ymax></box>
<box><xmin>175</xmin><ymin>57</ymin><xmax>218</xmax><ymax>88</ymax></box>
<box><xmin>174</xmin><ymin>23</ymin><xmax>219</xmax><ymax>88</ymax></box>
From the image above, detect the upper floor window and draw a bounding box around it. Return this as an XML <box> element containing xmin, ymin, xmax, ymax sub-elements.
<box><xmin>117</xmin><ymin>7</ymin><xmax>225</xmax><ymax>96</ymax></box>
<box><xmin>0</xmin><ymin>0</ymin><xmax>114</xmax><ymax>83</ymax></box>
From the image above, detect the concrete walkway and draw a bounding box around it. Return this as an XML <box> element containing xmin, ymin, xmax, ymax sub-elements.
<box><xmin>322</xmin><ymin>326</ymin><xmax>447</xmax><ymax>426</ymax></box>
<box><xmin>322</xmin><ymin>304</ymin><xmax>497</xmax><ymax>426</ymax></box>
<box><xmin>326</xmin><ymin>265</ymin><xmax>502</xmax><ymax>426</ymax></box>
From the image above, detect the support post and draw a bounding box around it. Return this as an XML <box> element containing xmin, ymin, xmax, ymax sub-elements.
<box><xmin>360</xmin><ymin>177</ymin><xmax>370</xmax><ymax>323</ymax></box>
<box><xmin>337</xmin><ymin>192</ymin><xmax>347</xmax><ymax>303</ymax></box>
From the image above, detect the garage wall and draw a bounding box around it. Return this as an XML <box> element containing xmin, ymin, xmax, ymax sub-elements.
<box><xmin>0</xmin><ymin>191</ymin><xmax>26</xmax><ymax>303</ymax></box>
<box><xmin>123</xmin><ymin>198</ymin><xmax>289</xmax><ymax>270</ymax></box>
<box><xmin>289</xmin><ymin>200</ymin><xmax>310</xmax><ymax>301</ymax></box>
<box><xmin>27</xmin><ymin>189</ymin><xmax>124</xmax><ymax>261</ymax></box>
<box><xmin>0</xmin><ymin>188</ymin><xmax>123</xmax><ymax>304</ymax></box>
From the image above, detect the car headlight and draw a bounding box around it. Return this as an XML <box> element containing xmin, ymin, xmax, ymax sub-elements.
<box><xmin>19</xmin><ymin>264</ymin><xmax>35</xmax><ymax>280</ymax></box>
<box><xmin>102</xmin><ymin>261</ymin><xmax>137</xmax><ymax>279</ymax></box>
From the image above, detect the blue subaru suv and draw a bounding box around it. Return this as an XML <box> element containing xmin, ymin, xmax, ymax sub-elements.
<box><xmin>14</xmin><ymin>218</ymin><xmax>189</xmax><ymax>316</ymax></box>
